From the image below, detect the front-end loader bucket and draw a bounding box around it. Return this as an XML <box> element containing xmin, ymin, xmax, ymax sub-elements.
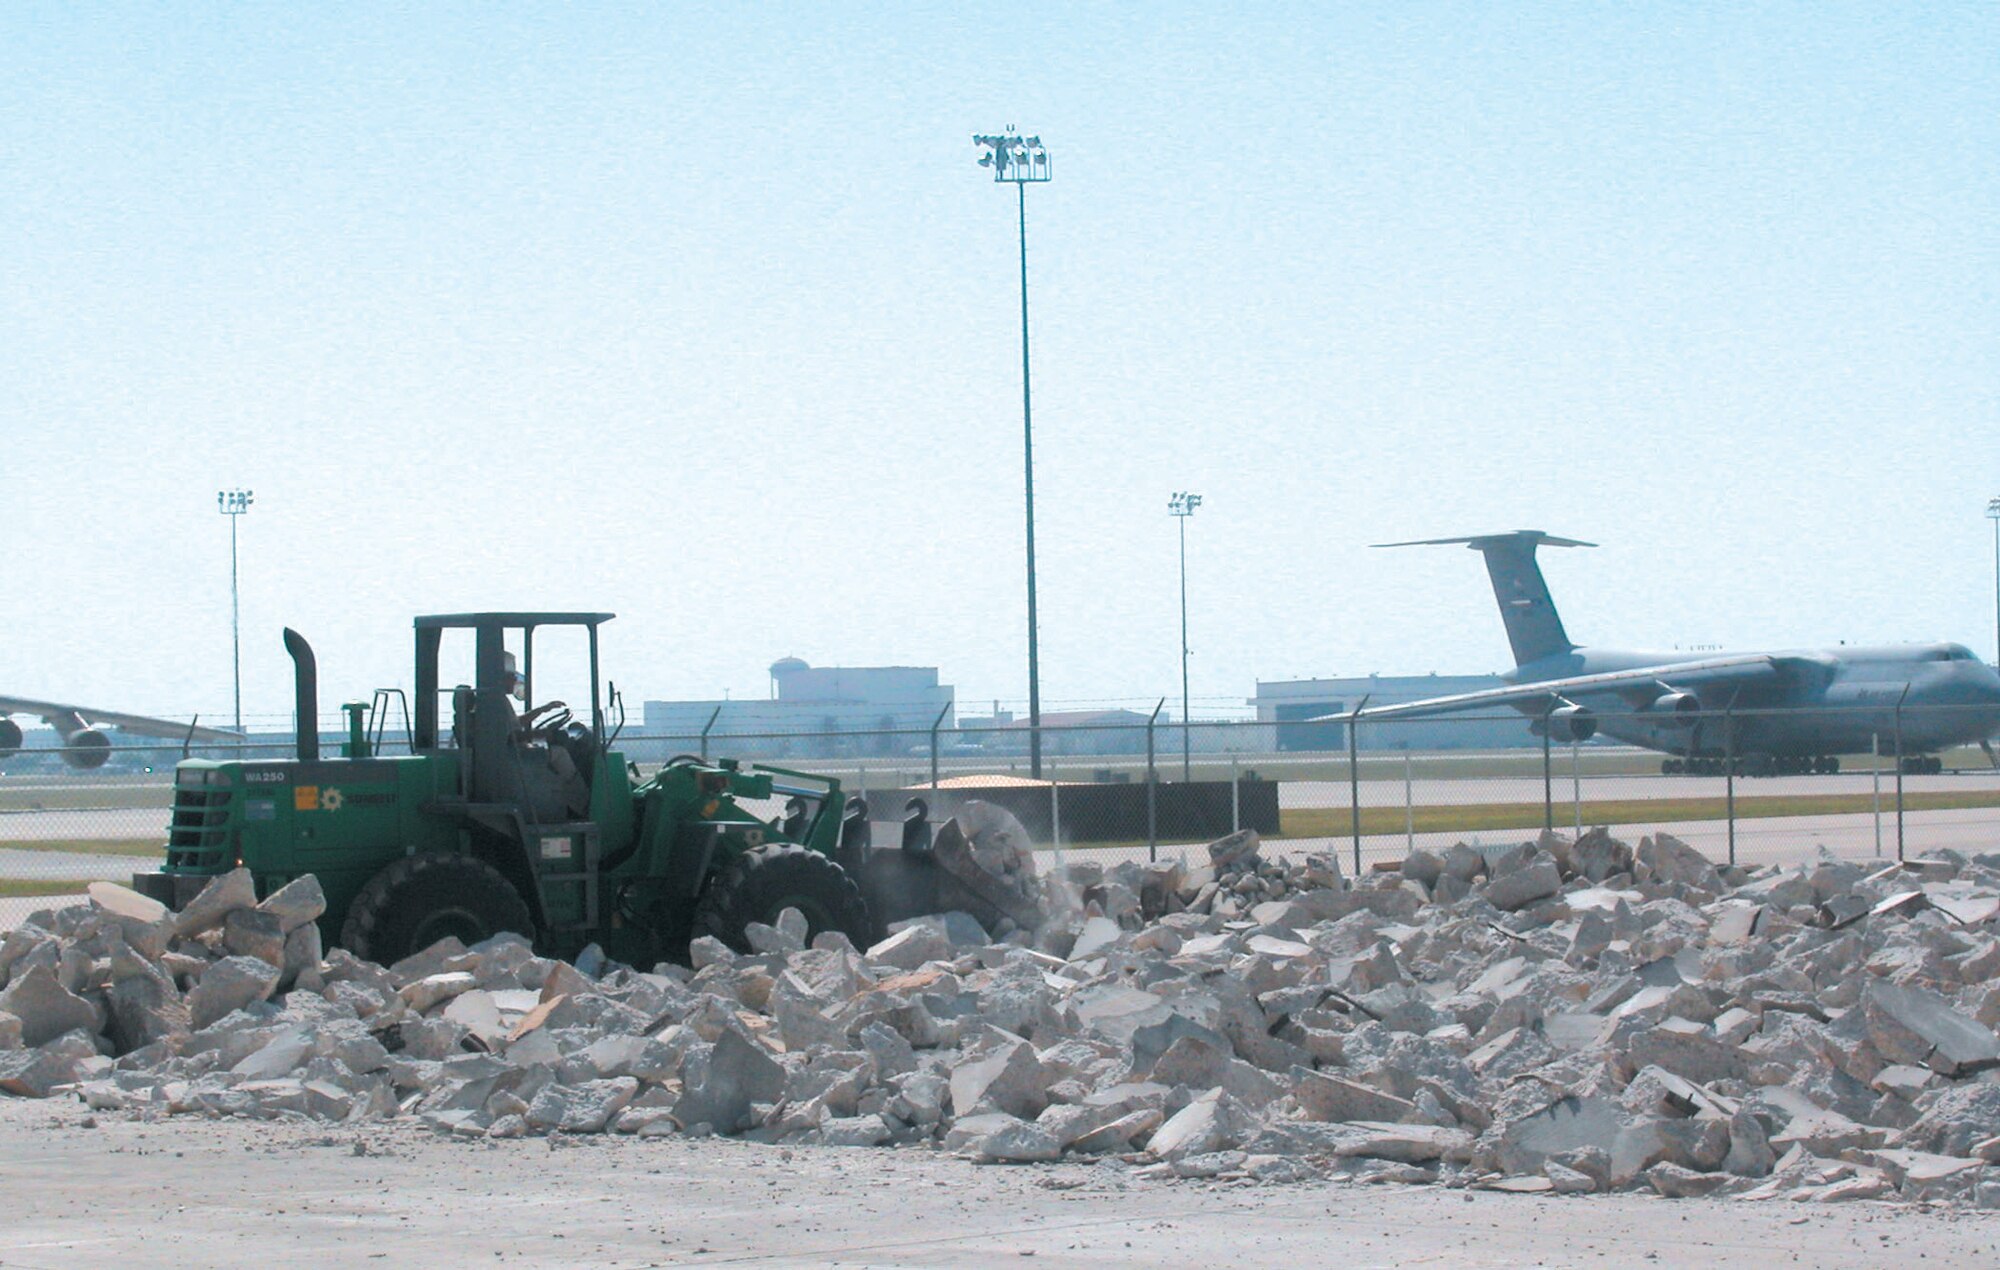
<box><xmin>850</xmin><ymin>799</ymin><xmax>1046</xmax><ymax>939</ymax></box>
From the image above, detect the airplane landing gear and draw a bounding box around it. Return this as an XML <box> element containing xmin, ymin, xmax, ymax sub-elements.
<box><xmin>1899</xmin><ymin>755</ymin><xmax>1943</xmax><ymax>776</ymax></box>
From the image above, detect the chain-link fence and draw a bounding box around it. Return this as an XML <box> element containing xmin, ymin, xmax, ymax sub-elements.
<box><xmin>5</xmin><ymin>704</ymin><xmax>1998</xmax><ymax>927</ymax></box>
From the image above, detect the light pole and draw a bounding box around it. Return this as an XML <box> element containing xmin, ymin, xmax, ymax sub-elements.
<box><xmin>217</xmin><ymin>489</ymin><xmax>253</xmax><ymax>733</ymax></box>
<box><xmin>1169</xmin><ymin>493</ymin><xmax>1202</xmax><ymax>780</ymax></box>
<box><xmin>973</xmin><ymin>129</ymin><xmax>1052</xmax><ymax>778</ymax></box>
<box><xmin>1988</xmin><ymin>497</ymin><xmax>2000</xmax><ymax>664</ymax></box>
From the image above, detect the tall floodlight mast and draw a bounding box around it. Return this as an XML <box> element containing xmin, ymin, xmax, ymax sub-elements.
<box><xmin>973</xmin><ymin>129</ymin><xmax>1052</xmax><ymax>777</ymax></box>
<box><xmin>217</xmin><ymin>488</ymin><xmax>254</xmax><ymax>733</ymax></box>
<box><xmin>1169</xmin><ymin>492</ymin><xmax>1203</xmax><ymax>780</ymax></box>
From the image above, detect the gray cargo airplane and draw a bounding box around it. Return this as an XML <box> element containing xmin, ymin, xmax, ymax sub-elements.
<box><xmin>0</xmin><ymin>696</ymin><xmax>237</xmax><ymax>770</ymax></box>
<box><xmin>1350</xmin><ymin>531</ymin><xmax>2000</xmax><ymax>775</ymax></box>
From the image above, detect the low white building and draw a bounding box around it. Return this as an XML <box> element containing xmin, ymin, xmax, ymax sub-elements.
<box><xmin>640</xmin><ymin>658</ymin><xmax>953</xmax><ymax>758</ymax></box>
<box><xmin>1252</xmin><ymin>673</ymin><xmax>1535</xmax><ymax>750</ymax></box>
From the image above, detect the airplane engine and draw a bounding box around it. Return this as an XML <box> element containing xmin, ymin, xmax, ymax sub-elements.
<box><xmin>1537</xmin><ymin>703</ymin><xmax>1597</xmax><ymax>743</ymax></box>
<box><xmin>57</xmin><ymin>727</ymin><xmax>111</xmax><ymax>770</ymax></box>
<box><xmin>1641</xmin><ymin>691</ymin><xmax>1701</xmax><ymax>725</ymax></box>
<box><xmin>0</xmin><ymin>717</ymin><xmax>20</xmax><ymax>758</ymax></box>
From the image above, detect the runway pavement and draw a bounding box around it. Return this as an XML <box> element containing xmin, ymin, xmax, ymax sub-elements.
<box><xmin>11</xmin><ymin>770</ymin><xmax>1997</xmax><ymax>840</ymax></box>
<box><xmin>1284</xmin><ymin>768</ymin><xmax>2000</xmax><ymax>809</ymax></box>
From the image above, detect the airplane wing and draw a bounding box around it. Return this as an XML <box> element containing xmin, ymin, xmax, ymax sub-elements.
<box><xmin>0</xmin><ymin>695</ymin><xmax>239</xmax><ymax>743</ymax></box>
<box><xmin>1312</xmin><ymin>654</ymin><xmax>1782</xmax><ymax>721</ymax></box>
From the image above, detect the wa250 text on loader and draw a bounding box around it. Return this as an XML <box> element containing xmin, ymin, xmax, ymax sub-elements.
<box><xmin>133</xmin><ymin>613</ymin><xmax>1042</xmax><ymax>966</ymax></box>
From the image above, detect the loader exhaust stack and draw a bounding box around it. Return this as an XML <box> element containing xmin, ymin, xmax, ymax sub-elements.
<box><xmin>283</xmin><ymin>627</ymin><xmax>318</xmax><ymax>761</ymax></box>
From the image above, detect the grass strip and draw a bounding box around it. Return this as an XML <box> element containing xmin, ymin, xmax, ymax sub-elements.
<box><xmin>0</xmin><ymin>839</ymin><xmax>163</xmax><ymax>857</ymax></box>
<box><xmin>0</xmin><ymin>879</ymin><xmax>89</xmax><ymax>898</ymax></box>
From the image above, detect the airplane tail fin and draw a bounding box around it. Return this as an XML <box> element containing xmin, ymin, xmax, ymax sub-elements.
<box><xmin>1374</xmin><ymin>530</ymin><xmax>1595</xmax><ymax>667</ymax></box>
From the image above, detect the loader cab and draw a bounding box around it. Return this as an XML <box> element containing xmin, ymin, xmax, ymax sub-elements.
<box><xmin>411</xmin><ymin>612</ymin><xmax>616</xmax><ymax>822</ymax></box>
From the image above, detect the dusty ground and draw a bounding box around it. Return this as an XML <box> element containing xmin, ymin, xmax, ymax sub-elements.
<box><xmin>2</xmin><ymin>1099</ymin><xmax>1996</xmax><ymax>1269</ymax></box>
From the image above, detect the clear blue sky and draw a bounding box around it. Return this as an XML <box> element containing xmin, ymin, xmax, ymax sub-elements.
<box><xmin>4</xmin><ymin>4</ymin><xmax>1996</xmax><ymax>725</ymax></box>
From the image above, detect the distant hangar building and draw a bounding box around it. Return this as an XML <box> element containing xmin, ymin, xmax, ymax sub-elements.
<box><xmin>1252</xmin><ymin>673</ymin><xmax>1536</xmax><ymax>750</ymax></box>
<box><xmin>641</xmin><ymin>658</ymin><xmax>953</xmax><ymax>758</ymax></box>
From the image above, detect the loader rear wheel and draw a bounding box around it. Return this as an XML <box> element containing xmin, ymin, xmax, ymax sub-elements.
<box><xmin>340</xmin><ymin>854</ymin><xmax>535</xmax><ymax>965</ymax></box>
<box><xmin>693</xmin><ymin>843</ymin><xmax>872</xmax><ymax>953</ymax></box>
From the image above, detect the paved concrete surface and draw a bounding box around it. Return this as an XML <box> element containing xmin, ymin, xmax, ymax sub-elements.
<box><xmin>2</xmin><ymin>1099</ymin><xmax>1995</xmax><ymax>1269</ymax></box>
<box><xmin>0</xmin><ymin>807</ymin><xmax>164</xmax><ymax>842</ymax></box>
<box><xmin>1288</xmin><ymin>769</ymin><xmax>2000</xmax><ymax>809</ymax></box>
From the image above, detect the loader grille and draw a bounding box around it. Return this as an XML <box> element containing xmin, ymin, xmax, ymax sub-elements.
<box><xmin>165</xmin><ymin>786</ymin><xmax>233</xmax><ymax>872</ymax></box>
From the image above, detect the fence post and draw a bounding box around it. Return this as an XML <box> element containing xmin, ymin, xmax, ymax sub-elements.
<box><xmin>1894</xmin><ymin>687</ymin><xmax>1908</xmax><ymax>862</ymax></box>
<box><xmin>1230</xmin><ymin>755</ymin><xmax>1240</xmax><ymax>833</ymax></box>
<box><xmin>857</xmin><ymin>762</ymin><xmax>868</xmax><ymax>805</ymax></box>
<box><xmin>1348</xmin><ymin>694</ymin><xmax>1370</xmax><ymax>875</ymax></box>
<box><xmin>1724</xmin><ymin>705</ymin><xmax>1736</xmax><ymax>867</ymax></box>
<box><xmin>1403</xmin><ymin>750</ymin><xmax>1414</xmax><ymax>855</ymax></box>
<box><xmin>928</xmin><ymin>701</ymin><xmax>949</xmax><ymax>791</ymax></box>
<box><xmin>1571</xmin><ymin>740</ymin><xmax>1582</xmax><ymax>835</ymax></box>
<box><xmin>1872</xmin><ymin>732</ymin><xmax>1883</xmax><ymax>857</ymax></box>
<box><xmin>1146</xmin><ymin>699</ymin><xmax>1163</xmax><ymax>862</ymax></box>
<box><xmin>1540</xmin><ymin>704</ymin><xmax>1554</xmax><ymax>833</ymax></box>
<box><xmin>699</xmin><ymin>705</ymin><xmax>722</xmax><ymax>761</ymax></box>
<box><xmin>1048</xmin><ymin>758</ymin><xmax>1060</xmax><ymax>852</ymax></box>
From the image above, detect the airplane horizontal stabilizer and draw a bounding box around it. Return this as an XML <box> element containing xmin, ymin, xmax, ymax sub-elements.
<box><xmin>1372</xmin><ymin>531</ymin><xmax>1597</xmax><ymax>550</ymax></box>
<box><xmin>1372</xmin><ymin>530</ymin><xmax>1595</xmax><ymax>666</ymax></box>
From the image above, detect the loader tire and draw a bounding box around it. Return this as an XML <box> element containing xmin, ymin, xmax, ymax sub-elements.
<box><xmin>340</xmin><ymin>853</ymin><xmax>535</xmax><ymax>966</ymax></box>
<box><xmin>693</xmin><ymin>843</ymin><xmax>872</xmax><ymax>953</ymax></box>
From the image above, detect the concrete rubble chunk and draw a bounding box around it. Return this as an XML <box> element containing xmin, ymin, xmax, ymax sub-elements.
<box><xmin>1208</xmin><ymin>830</ymin><xmax>1261</xmax><ymax>870</ymax></box>
<box><xmin>1333</xmin><ymin>1122</ymin><xmax>1475</xmax><ymax>1165</ymax></box>
<box><xmin>1068</xmin><ymin>916</ymin><xmax>1123</xmax><ymax>962</ymax></box>
<box><xmin>1646</xmin><ymin>1162</ymin><xmax>1734</xmax><ymax>1198</ymax></box>
<box><xmin>86</xmin><ymin>881</ymin><xmax>169</xmax><ymax>925</ymax></box>
<box><xmin>255</xmin><ymin>875</ymin><xmax>327</xmax><ymax>934</ymax></box>
<box><xmin>222</xmin><ymin>908</ymin><xmax>287</xmax><ymax>968</ymax></box>
<box><xmin>969</xmin><ymin>1119</ymin><xmax>1062</xmax><ymax>1163</ymax></box>
<box><xmin>1147</xmin><ymin>1089</ymin><xmax>1252</xmax><ymax>1160</ymax></box>
<box><xmin>949</xmin><ymin>1039</ymin><xmax>1047</xmax><ymax>1120</ymax></box>
<box><xmin>1637</xmin><ymin>834</ymin><xmax>1724</xmax><ymax>895</ymax></box>
<box><xmin>0</xmin><ymin>1046</ymin><xmax>87</xmax><ymax>1097</ymax></box>
<box><xmin>403</xmin><ymin>972</ymin><xmax>480</xmax><ymax>1014</ymax></box>
<box><xmin>671</xmin><ymin>1028</ymin><xmax>782</xmax><ymax>1134</ymax></box>
<box><xmin>105</xmin><ymin>944</ymin><xmax>189</xmax><ymax>1055</ymax></box>
<box><xmin>1071</xmin><ymin>1107</ymin><xmax>1164</xmax><ymax>1154</ymax></box>
<box><xmin>1294</xmin><ymin>1069</ymin><xmax>1418</xmax><ymax>1124</ymax></box>
<box><xmin>1482</xmin><ymin>859</ymin><xmax>1561</xmax><ymax>911</ymax></box>
<box><xmin>232</xmin><ymin>1026</ymin><xmax>313</xmax><ymax>1079</ymax></box>
<box><xmin>1864</xmin><ymin>979</ymin><xmax>2000</xmax><ymax>1076</ymax></box>
<box><xmin>173</xmin><ymin>868</ymin><xmax>258</xmax><ymax>938</ymax></box>
<box><xmin>866</xmin><ymin>924</ymin><xmax>951</xmax><ymax>972</ymax></box>
<box><xmin>186</xmin><ymin>956</ymin><xmax>281</xmax><ymax>1031</ymax></box>
<box><xmin>0</xmin><ymin>965</ymin><xmax>99</xmax><ymax>1049</ymax></box>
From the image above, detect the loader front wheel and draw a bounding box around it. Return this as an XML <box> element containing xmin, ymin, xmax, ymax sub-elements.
<box><xmin>340</xmin><ymin>854</ymin><xmax>535</xmax><ymax>965</ymax></box>
<box><xmin>693</xmin><ymin>844</ymin><xmax>872</xmax><ymax>953</ymax></box>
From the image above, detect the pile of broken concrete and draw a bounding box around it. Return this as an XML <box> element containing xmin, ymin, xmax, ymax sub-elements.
<box><xmin>8</xmin><ymin>826</ymin><xmax>2000</xmax><ymax>1205</ymax></box>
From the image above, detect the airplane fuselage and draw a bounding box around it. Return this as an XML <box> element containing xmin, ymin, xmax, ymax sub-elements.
<box><xmin>1505</xmin><ymin>642</ymin><xmax>2000</xmax><ymax>759</ymax></box>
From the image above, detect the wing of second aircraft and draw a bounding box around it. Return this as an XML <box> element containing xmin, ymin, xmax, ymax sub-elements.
<box><xmin>0</xmin><ymin>695</ymin><xmax>239</xmax><ymax>743</ymax></box>
<box><xmin>1312</xmin><ymin>654</ymin><xmax>1781</xmax><ymax>721</ymax></box>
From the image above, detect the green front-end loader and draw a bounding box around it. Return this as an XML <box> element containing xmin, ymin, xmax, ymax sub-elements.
<box><xmin>133</xmin><ymin>613</ymin><xmax>896</xmax><ymax>966</ymax></box>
